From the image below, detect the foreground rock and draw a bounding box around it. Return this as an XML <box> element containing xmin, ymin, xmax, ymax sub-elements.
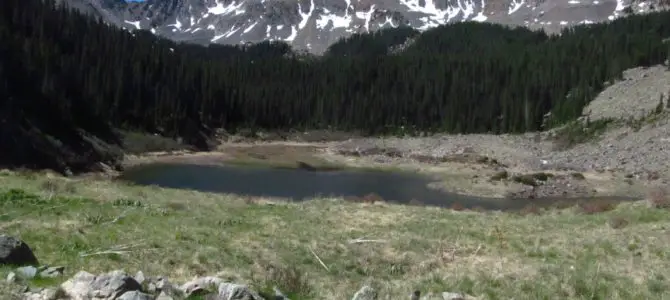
<box><xmin>179</xmin><ymin>276</ymin><xmax>264</xmax><ymax>299</ymax></box>
<box><xmin>0</xmin><ymin>235</ymin><xmax>39</xmax><ymax>266</ymax></box>
<box><xmin>12</xmin><ymin>269</ymin><xmax>484</xmax><ymax>299</ymax></box>
<box><xmin>0</xmin><ymin>241</ymin><xmax>476</xmax><ymax>300</ymax></box>
<box><xmin>352</xmin><ymin>285</ymin><xmax>377</xmax><ymax>300</ymax></box>
<box><xmin>17</xmin><ymin>270</ymin><xmax>270</xmax><ymax>300</ymax></box>
<box><xmin>60</xmin><ymin>270</ymin><xmax>143</xmax><ymax>299</ymax></box>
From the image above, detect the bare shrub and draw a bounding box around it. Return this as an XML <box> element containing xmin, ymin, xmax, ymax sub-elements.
<box><xmin>63</xmin><ymin>181</ymin><xmax>77</xmax><ymax>194</ymax></box>
<box><xmin>344</xmin><ymin>193</ymin><xmax>384</xmax><ymax>204</ymax></box>
<box><xmin>470</xmin><ymin>206</ymin><xmax>486</xmax><ymax>212</ymax></box>
<box><xmin>489</xmin><ymin>170</ymin><xmax>509</xmax><ymax>181</ymax></box>
<box><xmin>648</xmin><ymin>187</ymin><xmax>670</xmax><ymax>208</ymax></box>
<box><xmin>450</xmin><ymin>202</ymin><xmax>465</xmax><ymax>211</ymax></box>
<box><xmin>608</xmin><ymin>216</ymin><xmax>630</xmax><ymax>229</ymax></box>
<box><xmin>362</xmin><ymin>193</ymin><xmax>384</xmax><ymax>204</ymax></box>
<box><xmin>39</xmin><ymin>179</ymin><xmax>60</xmax><ymax>193</ymax></box>
<box><xmin>519</xmin><ymin>203</ymin><xmax>542</xmax><ymax>216</ymax></box>
<box><xmin>409</xmin><ymin>198</ymin><xmax>424</xmax><ymax>206</ymax></box>
<box><xmin>570</xmin><ymin>172</ymin><xmax>586</xmax><ymax>180</ymax></box>
<box><xmin>254</xmin><ymin>263</ymin><xmax>313</xmax><ymax>299</ymax></box>
<box><xmin>578</xmin><ymin>199</ymin><xmax>618</xmax><ymax>214</ymax></box>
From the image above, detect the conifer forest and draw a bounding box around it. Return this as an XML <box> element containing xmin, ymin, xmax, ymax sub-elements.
<box><xmin>1</xmin><ymin>0</ymin><xmax>670</xmax><ymax>173</ymax></box>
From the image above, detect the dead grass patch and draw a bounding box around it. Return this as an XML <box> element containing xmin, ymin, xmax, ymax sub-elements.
<box><xmin>648</xmin><ymin>187</ymin><xmax>670</xmax><ymax>208</ymax></box>
<box><xmin>449</xmin><ymin>202</ymin><xmax>465</xmax><ymax>211</ymax></box>
<box><xmin>519</xmin><ymin>203</ymin><xmax>543</xmax><ymax>216</ymax></box>
<box><xmin>344</xmin><ymin>193</ymin><xmax>385</xmax><ymax>204</ymax></box>
<box><xmin>578</xmin><ymin>199</ymin><xmax>619</xmax><ymax>214</ymax></box>
<box><xmin>608</xmin><ymin>216</ymin><xmax>630</xmax><ymax>229</ymax></box>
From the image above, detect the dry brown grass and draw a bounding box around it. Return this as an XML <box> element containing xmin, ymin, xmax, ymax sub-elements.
<box><xmin>648</xmin><ymin>186</ymin><xmax>670</xmax><ymax>208</ymax></box>
<box><xmin>519</xmin><ymin>203</ymin><xmax>543</xmax><ymax>216</ymax></box>
<box><xmin>449</xmin><ymin>202</ymin><xmax>465</xmax><ymax>211</ymax></box>
<box><xmin>577</xmin><ymin>199</ymin><xmax>619</xmax><ymax>214</ymax></box>
<box><xmin>608</xmin><ymin>216</ymin><xmax>630</xmax><ymax>229</ymax></box>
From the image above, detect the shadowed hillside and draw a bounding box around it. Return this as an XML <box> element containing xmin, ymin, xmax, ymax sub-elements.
<box><xmin>1</xmin><ymin>0</ymin><xmax>670</xmax><ymax>173</ymax></box>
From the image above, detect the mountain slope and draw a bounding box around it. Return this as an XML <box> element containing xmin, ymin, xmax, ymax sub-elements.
<box><xmin>64</xmin><ymin>0</ymin><xmax>668</xmax><ymax>53</ymax></box>
<box><xmin>2</xmin><ymin>0</ymin><xmax>670</xmax><ymax>174</ymax></box>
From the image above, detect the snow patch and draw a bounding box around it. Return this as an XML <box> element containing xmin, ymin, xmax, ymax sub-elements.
<box><xmin>615</xmin><ymin>0</ymin><xmax>625</xmax><ymax>11</ymax></box>
<box><xmin>317</xmin><ymin>10</ymin><xmax>352</xmax><ymax>30</ymax></box>
<box><xmin>354</xmin><ymin>5</ymin><xmax>376</xmax><ymax>32</ymax></box>
<box><xmin>208</xmin><ymin>1</ymin><xmax>245</xmax><ymax>16</ymax></box>
<box><xmin>472</xmin><ymin>0</ymin><xmax>487</xmax><ymax>22</ymax></box>
<box><xmin>285</xmin><ymin>27</ymin><xmax>298</xmax><ymax>42</ymax></box>
<box><xmin>401</xmin><ymin>0</ymin><xmax>450</xmax><ymax>30</ymax></box>
<box><xmin>286</xmin><ymin>0</ymin><xmax>315</xmax><ymax>42</ymax></box>
<box><xmin>243</xmin><ymin>21</ymin><xmax>258</xmax><ymax>34</ymax></box>
<box><xmin>460</xmin><ymin>0</ymin><xmax>475</xmax><ymax>21</ymax></box>
<box><xmin>382</xmin><ymin>16</ymin><xmax>398</xmax><ymax>28</ymax></box>
<box><xmin>169</xmin><ymin>18</ymin><xmax>182</xmax><ymax>31</ymax></box>
<box><xmin>124</xmin><ymin>20</ymin><xmax>141</xmax><ymax>30</ymax></box>
<box><xmin>213</xmin><ymin>25</ymin><xmax>242</xmax><ymax>42</ymax></box>
<box><xmin>509</xmin><ymin>0</ymin><xmax>525</xmax><ymax>14</ymax></box>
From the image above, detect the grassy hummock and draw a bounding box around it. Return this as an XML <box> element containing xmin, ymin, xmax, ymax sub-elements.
<box><xmin>1</xmin><ymin>169</ymin><xmax>670</xmax><ymax>299</ymax></box>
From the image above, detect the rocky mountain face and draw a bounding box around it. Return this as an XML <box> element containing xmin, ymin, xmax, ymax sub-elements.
<box><xmin>62</xmin><ymin>0</ymin><xmax>668</xmax><ymax>53</ymax></box>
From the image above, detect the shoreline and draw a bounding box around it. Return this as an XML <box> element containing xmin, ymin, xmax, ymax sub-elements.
<box><xmin>111</xmin><ymin>139</ymin><xmax>651</xmax><ymax>201</ymax></box>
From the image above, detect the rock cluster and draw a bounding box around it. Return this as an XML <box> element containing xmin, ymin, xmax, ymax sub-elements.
<box><xmin>2</xmin><ymin>235</ymin><xmax>475</xmax><ymax>300</ymax></box>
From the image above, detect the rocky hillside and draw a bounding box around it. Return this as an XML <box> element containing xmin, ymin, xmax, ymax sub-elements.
<box><xmin>327</xmin><ymin>64</ymin><xmax>670</xmax><ymax>199</ymax></box>
<box><xmin>61</xmin><ymin>0</ymin><xmax>669</xmax><ymax>53</ymax></box>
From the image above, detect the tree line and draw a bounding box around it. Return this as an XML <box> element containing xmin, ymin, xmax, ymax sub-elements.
<box><xmin>1</xmin><ymin>0</ymin><xmax>670</xmax><ymax>173</ymax></box>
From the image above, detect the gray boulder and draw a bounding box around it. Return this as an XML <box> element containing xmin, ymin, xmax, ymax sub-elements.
<box><xmin>420</xmin><ymin>291</ymin><xmax>474</xmax><ymax>300</ymax></box>
<box><xmin>0</xmin><ymin>235</ymin><xmax>39</xmax><ymax>266</ymax></box>
<box><xmin>217</xmin><ymin>282</ymin><xmax>265</xmax><ymax>300</ymax></box>
<box><xmin>180</xmin><ymin>276</ymin><xmax>265</xmax><ymax>300</ymax></box>
<box><xmin>60</xmin><ymin>270</ymin><xmax>143</xmax><ymax>300</ymax></box>
<box><xmin>116</xmin><ymin>290</ymin><xmax>154</xmax><ymax>300</ymax></box>
<box><xmin>22</xmin><ymin>287</ymin><xmax>65</xmax><ymax>300</ymax></box>
<box><xmin>352</xmin><ymin>285</ymin><xmax>377</xmax><ymax>300</ymax></box>
<box><xmin>39</xmin><ymin>266</ymin><xmax>65</xmax><ymax>278</ymax></box>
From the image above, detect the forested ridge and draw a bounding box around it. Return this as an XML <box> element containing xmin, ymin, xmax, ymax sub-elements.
<box><xmin>1</xmin><ymin>0</ymin><xmax>670</xmax><ymax>174</ymax></box>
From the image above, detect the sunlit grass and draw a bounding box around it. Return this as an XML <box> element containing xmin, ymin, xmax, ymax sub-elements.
<box><xmin>1</xmin><ymin>170</ymin><xmax>670</xmax><ymax>299</ymax></box>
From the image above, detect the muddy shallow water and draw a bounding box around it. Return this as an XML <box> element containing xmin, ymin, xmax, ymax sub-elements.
<box><xmin>119</xmin><ymin>163</ymin><xmax>639</xmax><ymax>211</ymax></box>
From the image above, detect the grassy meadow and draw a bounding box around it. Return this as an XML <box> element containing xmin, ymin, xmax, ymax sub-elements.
<box><xmin>1</xmin><ymin>169</ymin><xmax>670</xmax><ymax>299</ymax></box>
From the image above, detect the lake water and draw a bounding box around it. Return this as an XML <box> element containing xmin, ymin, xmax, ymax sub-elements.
<box><xmin>118</xmin><ymin>163</ymin><xmax>635</xmax><ymax>211</ymax></box>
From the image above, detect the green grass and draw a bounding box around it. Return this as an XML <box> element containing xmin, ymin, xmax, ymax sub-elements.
<box><xmin>1</xmin><ymin>170</ymin><xmax>670</xmax><ymax>299</ymax></box>
<box><xmin>552</xmin><ymin>118</ymin><xmax>614</xmax><ymax>150</ymax></box>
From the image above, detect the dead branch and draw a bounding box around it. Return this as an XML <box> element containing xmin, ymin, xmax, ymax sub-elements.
<box><xmin>80</xmin><ymin>241</ymin><xmax>146</xmax><ymax>257</ymax></box>
<box><xmin>308</xmin><ymin>246</ymin><xmax>330</xmax><ymax>272</ymax></box>
<box><xmin>80</xmin><ymin>250</ymin><xmax>131</xmax><ymax>257</ymax></box>
<box><xmin>348</xmin><ymin>237</ymin><xmax>387</xmax><ymax>244</ymax></box>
